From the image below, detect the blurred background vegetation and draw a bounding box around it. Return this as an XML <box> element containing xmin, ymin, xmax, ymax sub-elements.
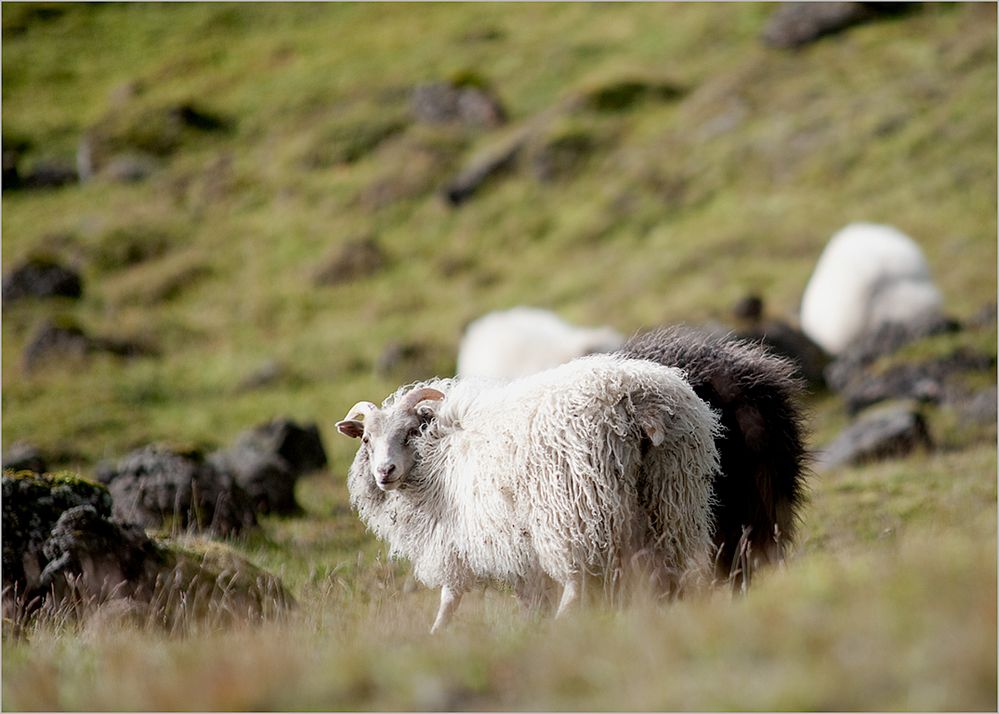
<box><xmin>2</xmin><ymin>3</ymin><xmax>996</xmax><ymax>710</ymax></box>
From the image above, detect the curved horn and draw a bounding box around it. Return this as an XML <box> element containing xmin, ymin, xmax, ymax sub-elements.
<box><xmin>400</xmin><ymin>387</ymin><xmax>445</xmax><ymax>412</ymax></box>
<box><xmin>342</xmin><ymin>401</ymin><xmax>377</xmax><ymax>422</ymax></box>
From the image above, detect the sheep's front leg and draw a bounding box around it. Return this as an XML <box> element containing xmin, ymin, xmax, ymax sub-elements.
<box><xmin>430</xmin><ymin>585</ymin><xmax>463</xmax><ymax>633</ymax></box>
<box><xmin>555</xmin><ymin>576</ymin><xmax>581</xmax><ymax>618</ymax></box>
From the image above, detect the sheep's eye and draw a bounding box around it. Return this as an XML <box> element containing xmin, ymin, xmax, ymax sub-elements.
<box><xmin>361</xmin><ymin>435</ymin><xmax>370</xmax><ymax>446</ymax></box>
<box><xmin>407</xmin><ymin>427</ymin><xmax>421</xmax><ymax>439</ymax></box>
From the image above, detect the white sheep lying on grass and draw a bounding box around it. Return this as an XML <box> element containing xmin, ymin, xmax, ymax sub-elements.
<box><xmin>800</xmin><ymin>222</ymin><xmax>944</xmax><ymax>355</ymax></box>
<box><xmin>336</xmin><ymin>354</ymin><xmax>721</xmax><ymax>632</ymax></box>
<box><xmin>456</xmin><ymin>306</ymin><xmax>624</xmax><ymax>379</ymax></box>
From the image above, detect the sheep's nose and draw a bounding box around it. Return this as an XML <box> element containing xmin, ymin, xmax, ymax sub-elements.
<box><xmin>377</xmin><ymin>463</ymin><xmax>396</xmax><ymax>478</ymax></box>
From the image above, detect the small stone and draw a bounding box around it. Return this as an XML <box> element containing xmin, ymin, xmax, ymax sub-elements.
<box><xmin>19</xmin><ymin>158</ymin><xmax>77</xmax><ymax>189</ymax></box>
<box><xmin>2</xmin><ymin>257</ymin><xmax>83</xmax><ymax>302</ymax></box>
<box><xmin>955</xmin><ymin>386</ymin><xmax>998</xmax><ymax>428</ymax></box>
<box><xmin>101</xmin><ymin>152</ymin><xmax>159</xmax><ymax>183</ymax></box>
<box><xmin>411</xmin><ymin>81</ymin><xmax>505</xmax><ymax>129</ymax></box>
<box><xmin>313</xmin><ymin>236</ymin><xmax>386</xmax><ymax>286</ymax></box>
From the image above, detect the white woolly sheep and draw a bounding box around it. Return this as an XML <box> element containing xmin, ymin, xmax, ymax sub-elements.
<box><xmin>456</xmin><ymin>306</ymin><xmax>624</xmax><ymax>379</ymax></box>
<box><xmin>800</xmin><ymin>223</ymin><xmax>944</xmax><ymax>355</ymax></box>
<box><xmin>336</xmin><ymin>354</ymin><xmax>721</xmax><ymax>632</ymax></box>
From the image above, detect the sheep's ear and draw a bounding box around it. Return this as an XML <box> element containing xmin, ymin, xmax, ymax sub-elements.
<box><xmin>336</xmin><ymin>420</ymin><xmax>365</xmax><ymax>439</ymax></box>
<box><xmin>415</xmin><ymin>401</ymin><xmax>440</xmax><ymax>420</ymax></box>
<box><xmin>642</xmin><ymin>421</ymin><xmax>666</xmax><ymax>447</ymax></box>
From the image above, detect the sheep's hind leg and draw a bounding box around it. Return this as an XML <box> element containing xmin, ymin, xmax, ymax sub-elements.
<box><xmin>430</xmin><ymin>585</ymin><xmax>463</xmax><ymax>633</ymax></box>
<box><xmin>555</xmin><ymin>576</ymin><xmax>581</xmax><ymax>618</ymax></box>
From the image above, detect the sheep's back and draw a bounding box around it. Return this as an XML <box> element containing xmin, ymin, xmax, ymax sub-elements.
<box><xmin>800</xmin><ymin>223</ymin><xmax>943</xmax><ymax>355</ymax></box>
<box><xmin>441</xmin><ymin>355</ymin><xmax>719</xmax><ymax>583</ymax></box>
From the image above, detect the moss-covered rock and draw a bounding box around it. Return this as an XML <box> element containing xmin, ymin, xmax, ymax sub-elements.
<box><xmin>1</xmin><ymin>471</ymin><xmax>112</xmax><ymax>598</ymax></box>
<box><xmin>2</xmin><ymin>471</ymin><xmax>292</xmax><ymax>632</ymax></box>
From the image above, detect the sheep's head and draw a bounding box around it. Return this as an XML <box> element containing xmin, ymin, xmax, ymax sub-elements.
<box><xmin>335</xmin><ymin>386</ymin><xmax>445</xmax><ymax>491</ymax></box>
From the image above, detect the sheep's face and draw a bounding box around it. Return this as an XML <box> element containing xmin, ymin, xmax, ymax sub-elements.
<box><xmin>336</xmin><ymin>387</ymin><xmax>445</xmax><ymax>492</ymax></box>
<box><xmin>359</xmin><ymin>409</ymin><xmax>424</xmax><ymax>491</ymax></box>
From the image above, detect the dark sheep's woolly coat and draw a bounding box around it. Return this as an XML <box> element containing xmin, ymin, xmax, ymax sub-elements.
<box><xmin>619</xmin><ymin>326</ymin><xmax>809</xmax><ymax>584</ymax></box>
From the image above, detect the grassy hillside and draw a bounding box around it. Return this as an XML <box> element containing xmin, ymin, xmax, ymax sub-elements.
<box><xmin>2</xmin><ymin>3</ymin><xmax>996</xmax><ymax>710</ymax></box>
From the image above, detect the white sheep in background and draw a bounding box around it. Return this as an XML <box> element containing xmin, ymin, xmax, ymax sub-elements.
<box><xmin>456</xmin><ymin>306</ymin><xmax>624</xmax><ymax>379</ymax></box>
<box><xmin>336</xmin><ymin>354</ymin><xmax>721</xmax><ymax>632</ymax></box>
<box><xmin>800</xmin><ymin>222</ymin><xmax>944</xmax><ymax>355</ymax></box>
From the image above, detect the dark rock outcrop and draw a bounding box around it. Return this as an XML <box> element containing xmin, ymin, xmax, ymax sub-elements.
<box><xmin>96</xmin><ymin>446</ymin><xmax>257</xmax><ymax>536</ymax></box>
<box><xmin>18</xmin><ymin>158</ymin><xmax>78</xmax><ymax>189</ymax></box>
<box><xmin>761</xmin><ymin>2</ymin><xmax>909</xmax><ymax>49</ymax></box>
<box><xmin>38</xmin><ymin>504</ymin><xmax>168</xmax><ymax>604</ymax></box>
<box><xmin>838</xmin><ymin>349</ymin><xmax>996</xmax><ymax>415</ymax></box>
<box><xmin>213</xmin><ymin>418</ymin><xmax>327</xmax><ymax>515</ymax></box>
<box><xmin>2</xmin><ymin>257</ymin><xmax>83</xmax><ymax>302</ymax></box>
<box><xmin>825</xmin><ymin>315</ymin><xmax>961</xmax><ymax>393</ymax></box>
<box><xmin>817</xmin><ymin>403</ymin><xmax>932</xmax><ymax>469</ymax></box>
<box><xmin>22</xmin><ymin>319</ymin><xmax>152</xmax><ymax>372</ymax></box>
<box><xmin>2</xmin><ymin>472</ymin><xmax>113</xmax><ymax>596</ymax></box>
<box><xmin>209</xmin><ymin>448</ymin><xmax>296</xmax><ymax>516</ymax></box>
<box><xmin>2</xmin><ymin>471</ymin><xmax>292</xmax><ymax>630</ymax></box>
<box><xmin>232</xmin><ymin>418</ymin><xmax>328</xmax><ymax>478</ymax></box>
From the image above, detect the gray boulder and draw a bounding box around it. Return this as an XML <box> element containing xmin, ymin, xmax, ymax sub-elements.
<box><xmin>761</xmin><ymin>2</ymin><xmax>908</xmax><ymax>49</ymax></box>
<box><xmin>817</xmin><ymin>403</ymin><xmax>932</xmax><ymax>469</ymax></box>
<box><xmin>96</xmin><ymin>445</ymin><xmax>257</xmax><ymax>536</ymax></box>
<box><xmin>39</xmin><ymin>504</ymin><xmax>167</xmax><ymax>604</ymax></box>
<box><xmin>218</xmin><ymin>418</ymin><xmax>329</xmax><ymax>515</ymax></box>
<box><xmin>838</xmin><ymin>349</ymin><xmax>995</xmax><ymax>415</ymax></box>
<box><xmin>232</xmin><ymin>418</ymin><xmax>327</xmax><ymax>476</ymax></box>
<box><xmin>209</xmin><ymin>447</ymin><xmax>297</xmax><ymax>516</ymax></box>
<box><xmin>825</xmin><ymin>315</ymin><xmax>961</xmax><ymax>392</ymax></box>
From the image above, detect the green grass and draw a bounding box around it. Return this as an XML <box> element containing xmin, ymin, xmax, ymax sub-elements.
<box><xmin>2</xmin><ymin>3</ymin><xmax>996</xmax><ymax>710</ymax></box>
